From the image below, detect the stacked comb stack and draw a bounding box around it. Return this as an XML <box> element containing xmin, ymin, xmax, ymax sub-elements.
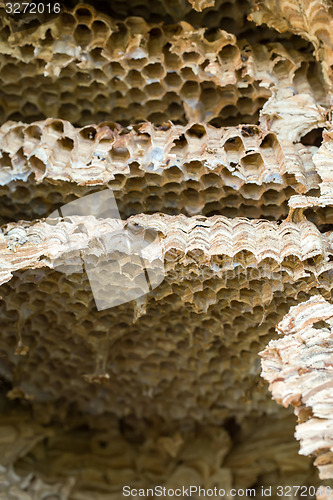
<box><xmin>0</xmin><ymin>0</ymin><xmax>332</xmax><ymax>498</ymax></box>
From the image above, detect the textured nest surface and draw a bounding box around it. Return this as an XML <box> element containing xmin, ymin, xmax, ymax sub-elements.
<box><xmin>261</xmin><ymin>295</ymin><xmax>333</xmax><ymax>480</ymax></box>
<box><xmin>1</xmin><ymin>0</ymin><xmax>333</xmax><ymax>498</ymax></box>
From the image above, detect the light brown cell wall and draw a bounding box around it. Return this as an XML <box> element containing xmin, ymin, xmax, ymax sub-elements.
<box><xmin>0</xmin><ymin>0</ymin><xmax>332</xmax><ymax>497</ymax></box>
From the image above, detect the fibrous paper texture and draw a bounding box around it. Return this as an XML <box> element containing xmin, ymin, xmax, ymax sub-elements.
<box><xmin>0</xmin><ymin>0</ymin><xmax>333</xmax><ymax>497</ymax></box>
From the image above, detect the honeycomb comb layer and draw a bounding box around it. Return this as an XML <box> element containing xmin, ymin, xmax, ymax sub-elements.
<box><xmin>0</xmin><ymin>119</ymin><xmax>322</xmax><ymax>223</ymax></box>
<box><xmin>0</xmin><ymin>0</ymin><xmax>332</xmax><ymax>493</ymax></box>
<box><xmin>0</xmin><ymin>404</ymin><xmax>74</xmax><ymax>498</ymax></box>
<box><xmin>0</xmin><ymin>4</ymin><xmax>328</xmax><ymax>127</ymax></box>
<box><xmin>0</xmin><ymin>214</ymin><xmax>332</xmax><ymax>427</ymax></box>
<box><xmin>0</xmin><ymin>465</ymin><xmax>73</xmax><ymax>500</ymax></box>
<box><xmin>0</xmin><ymin>0</ymin><xmax>243</xmax><ymax>30</ymax></box>
<box><xmin>249</xmin><ymin>0</ymin><xmax>333</xmax><ymax>86</ymax></box>
<box><xmin>0</xmin><ymin>401</ymin><xmax>317</xmax><ymax>500</ymax></box>
<box><xmin>261</xmin><ymin>295</ymin><xmax>333</xmax><ymax>480</ymax></box>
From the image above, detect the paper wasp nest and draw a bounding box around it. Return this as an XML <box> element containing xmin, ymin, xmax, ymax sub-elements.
<box><xmin>261</xmin><ymin>295</ymin><xmax>333</xmax><ymax>481</ymax></box>
<box><xmin>0</xmin><ymin>0</ymin><xmax>333</xmax><ymax>498</ymax></box>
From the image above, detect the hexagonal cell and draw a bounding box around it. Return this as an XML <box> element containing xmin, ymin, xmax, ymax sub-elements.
<box><xmin>29</xmin><ymin>155</ymin><xmax>46</xmax><ymax>177</ymax></box>
<box><xmin>142</xmin><ymin>62</ymin><xmax>165</xmax><ymax>80</ymax></box>
<box><xmin>74</xmin><ymin>24</ymin><xmax>93</xmax><ymax>47</ymax></box>
<box><xmin>218</xmin><ymin>44</ymin><xmax>239</xmax><ymax>64</ymax></box>
<box><xmin>241</xmin><ymin>183</ymin><xmax>265</xmax><ymax>200</ymax></box>
<box><xmin>169</xmin><ymin>134</ymin><xmax>188</xmax><ymax>153</ymax></box>
<box><xmin>163</xmin><ymin>43</ymin><xmax>182</xmax><ymax>70</ymax></box>
<box><xmin>110</xmin><ymin>146</ymin><xmax>131</xmax><ymax>162</ymax></box>
<box><xmin>107</xmin><ymin>22</ymin><xmax>129</xmax><ymax>50</ymax></box>
<box><xmin>200</xmin><ymin>84</ymin><xmax>222</xmax><ymax>110</ymax></box>
<box><xmin>57</xmin><ymin>136</ymin><xmax>74</xmax><ymax>152</ymax></box>
<box><xmin>2</xmin><ymin>63</ymin><xmax>21</xmax><ymax>83</ymax></box>
<box><xmin>24</xmin><ymin>124</ymin><xmax>43</xmax><ymax>141</ymax></box>
<box><xmin>126</xmin><ymin>70</ymin><xmax>145</xmax><ymax>88</ymax></box>
<box><xmin>180</xmin><ymin>66</ymin><xmax>197</xmax><ymax>81</ymax></box>
<box><xmin>272</xmin><ymin>59</ymin><xmax>294</xmax><ymax>79</ymax></box>
<box><xmin>47</xmin><ymin>120</ymin><xmax>65</xmax><ymax>135</ymax></box>
<box><xmin>201</xmin><ymin>173</ymin><xmax>222</xmax><ymax>189</ymax></box>
<box><xmin>239</xmin><ymin>153</ymin><xmax>265</xmax><ymax>182</ymax></box>
<box><xmin>145</xmin><ymin>82</ymin><xmax>165</xmax><ymax>98</ymax></box>
<box><xmin>91</xmin><ymin>20</ymin><xmax>110</xmax><ymax>40</ymax></box>
<box><xmin>79</xmin><ymin>126</ymin><xmax>97</xmax><ymax>142</ymax></box>
<box><xmin>183</xmin><ymin>161</ymin><xmax>205</xmax><ymax>179</ymax></box>
<box><xmin>127</xmin><ymin>58</ymin><xmax>150</xmax><ymax>70</ymax></box>
<box><xmin>59</xmin><ymin>12</ymin><xmax>77</xmax><ymax>31</ymax></box>
<box><xmin>237</xmin><ymin>96</ymin><xmax>256</xmax><ymax>114</ymax></box>
<box><xmin>224</xmin><ymin>136</ymin><xmax>245</xmax><ymax>157</ymax></box>
<box><xmin>90</xmin><ymin>48</ymin><xmax>107</xmax><ymax>65</ymax></box>
<box><xmin>147</xmin><ymin>28</ymin><xmax>165</xmax><ymax>57</ymax></box>
<box><xmin>164</xmin><ymin>72</ymin><xmax>182</xmax><ymax>89</ymax></box>
<box><xmin>180</xmin><ymin>81</ymin><xmax>200</xmax><ymax>100</ymax></box>
<box><xmin>186</xmin><ymin>123</ymin><xmax>207</xmax><ymax>139</ymax></box>
<box><xmin>19</xmin><ymin>45</ymin><xmax>35</xmax><ymax>61</ymax></box>
<box><xmin>183</xmin><ymin>51</ymin><xmax>201</xmax><ymax>63</ymax></box>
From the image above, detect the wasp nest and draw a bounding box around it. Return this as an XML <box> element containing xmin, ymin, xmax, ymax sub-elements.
<box><xmin>261</xmin><ymin>295</ymin><xmax>333</xmax><ymax>481</ymax></box>
<box><xmin>0</xmin><ymin>118</ymin><xmax>323</xmax><ymax>224</ymax></box>
<box><xmin>0</xmin><ymin>0</ymin><xmax>333</xmax><ymax>498</ymax></box>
